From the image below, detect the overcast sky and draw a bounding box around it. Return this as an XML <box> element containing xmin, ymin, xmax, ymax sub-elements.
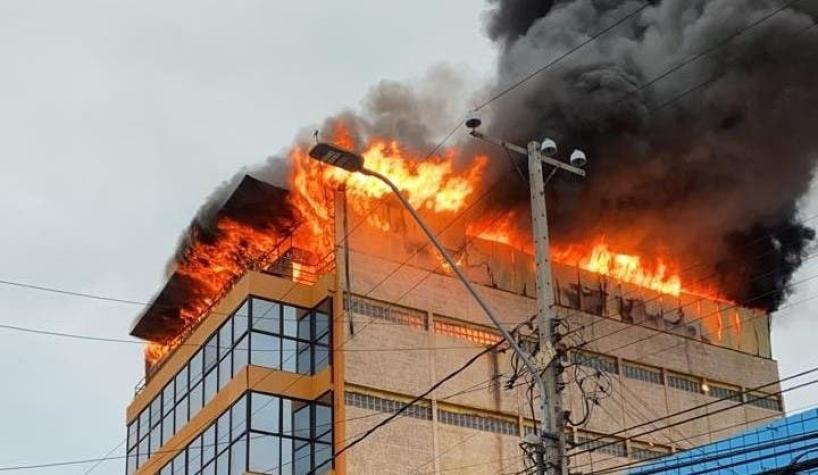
<box><xmin>0</xmin><ymin>1</ymin><xmax>816</xmax><ymax>474</ymax></box>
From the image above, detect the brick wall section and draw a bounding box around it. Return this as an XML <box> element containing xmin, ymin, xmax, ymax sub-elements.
<box><xmin>341</xmin><ymin>250</ymin><xmax>783</xmax><ymax>472</ymax></box>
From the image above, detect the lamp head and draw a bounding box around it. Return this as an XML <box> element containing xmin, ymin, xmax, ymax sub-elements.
<box><xmin>308</xmin><ymin>143</ymin><xmax>364</xmax><ymax>172</ymax></box>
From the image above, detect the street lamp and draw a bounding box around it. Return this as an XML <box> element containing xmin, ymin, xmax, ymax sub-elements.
<box><xmin>308</xmin><ymin>141</ymin><xmax>553</xmax><ymax>465</ymax></box>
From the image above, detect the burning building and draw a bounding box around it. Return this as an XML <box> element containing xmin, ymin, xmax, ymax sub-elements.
<box><xmin>121</xmin><ymin>0</ymin><xmax>818</xmax><ymax>473</ymax></box>
<box><xmin>123</xmin><ymin>135</ymin><xmax>783</xmax><ymax>474</ymax></box>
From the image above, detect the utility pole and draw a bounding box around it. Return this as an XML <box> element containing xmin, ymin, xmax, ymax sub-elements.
<box><xmin>468</xmin><ymin>118</ymin><xmax>586</xmax><ymax>475</ymax></box>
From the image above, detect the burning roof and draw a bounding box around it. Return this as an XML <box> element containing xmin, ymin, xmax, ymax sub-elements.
<box><xmin>130</xmin><ymin>175</ymin><xmax>296</xmax><ymax>343</ymax></box>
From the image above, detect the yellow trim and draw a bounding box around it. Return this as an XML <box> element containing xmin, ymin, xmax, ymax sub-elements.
<box><xmin>127</xmin><ymin>270</ymin><xmax>333</xmax><ymax>423</ymax></box>
<box><xmin>134</xmin><ymin>364</ymin><xmax>332</xmax><ymax>475</ymax></box>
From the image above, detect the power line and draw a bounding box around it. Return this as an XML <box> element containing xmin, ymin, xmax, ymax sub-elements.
<box><xmin>473</xmin><ymin>2</ymin><xmax>652</xmax><ymax>111</ymax></box>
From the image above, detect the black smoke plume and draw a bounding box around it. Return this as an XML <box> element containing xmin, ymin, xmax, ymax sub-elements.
<box><xmin>482</xmin><ymin>0</ymin><xmax>818</xmax><ymax>310</ymax></box>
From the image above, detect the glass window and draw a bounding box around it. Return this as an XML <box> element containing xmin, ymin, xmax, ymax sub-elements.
<box><xmin>150</xmin><ymin>397</ymin><xmax>162</xmax><ymax>428</ymax></box>
<box><xmin>296</xmin><ymin>310</ymin><xmax>310</xmax><ymax>341</ymax></box>
<box><xmin>217</xmin><ymin>411</ymin><xmax>230</xmax><ymax>454</ymax></box>
<box><xmin>205</xmin><ymin>369</ymin><xmax>217</xmax><ymax>404</ymax></box>
<box><xmin>175</xmin><ymin>366</ymin><xmax>189</xmax><ymax>401</ymax></box>
<box><xmin>161</xmin><ymin>463</ymin><xmax>172</xmax><ymax>475</ymax></box>
<box><xmin>281</xmin><ymin>436</ymin><xmax>293</xmax><ymax>475</ymax></box>
<box><xmin>234</xmin><ymin>301</ymin><xmax>249</xmax><ymax>343</ymax></box>
<box><xmin>315</xmin><ymin>346</ymin><xmax>329</xmax><ymax>373</ymax></box>
<box><xmin>233</xmin><ymin>335</ymin><xmax>249</xmax><ymax>377</ymax></box>
<box><xmin>230</xmin><ymin>436</ymin><xmax>247</xmax><ymax>474</ymax></box>
<box><xmin>126</xmin><ymin>447</ymin><xmax>137</xmax><ymax>475</ymax></box>
<box><xmin>253</xmin><ymin>299</ymin><xmax>280</xmax><ymax>334</ymax></box>
<box><xmin>296</xmin><ymin>342</ymin><xmax>311</xmax><ymax>375</ymax></box>
<box><xmin>150</xmin><ymin>425</ymin><xmax>160</xmax><ymax>455</ymax></box>
<box><xmin>162</xmin><ymin>382</ymin><xmax>175</xmax><ymax>416</ymax></box>
<box><xmin>251</xmin><ymin>393</ymin><xmax>280</xmax><ymax>434</ymax></box>
<box><xmin>293</xmin><ymin>402</ymin><xmax>311</xmax><ymax>439</ymax></box>
<box><xmin>202</xmin><ymin>461</ymin><xmax>215</xmax><ymax>475</ymax></box>
<box><xmin>203</xmin><ymin>424</ymin><xmax>216</xmax><ymax>465</ymax></box>
<box><xmin>284</xmin><ymin>306</ymin><xmax>300</xmax><ymax>338</ymax></box>
<box><xmin>175</xmin><ymin>396</ymin><xmax>189</xmax><ymax>432</ymax></box>
<box><xmin>219</xmin><ymin>322</ymin><xmax>232</xmax><ymax>359</ymax></box>
<box><xmin>282</xmin><ymin>399</ymin><xmax>292</xmax><ymax>434</ymax></box>
<box><xmin>249</xmin><ymin>433</ymin><xmax>279</xmax><ymax>473</ymax></box>
<box><xmin>315</xmin><ymin>442</ymin><xmax>332</xmax><ymax>474</ymax></box>
<box><xmin>282</xmin><ymin>339</ymin><xmax>297</xmax><ymax>373</ymax></box>
<box><xmin>190</xmin><ymin>381</ymin><xmax>203</xmax><ymax>418</ymax></box>
<box><xmin>315</xmin><ymin>312</ymin><xmax>330</xmax><ymax>342</ymax></box>
<box><xmin>189</xmin><ymin>435</ymin><xmax>203</xmax><ymax>474</ymax></box>
<box><xmin>294</xmin><ymin>440</ymin><xmax>311</xmax><ymax>475</ymax></box>
<box><xmin>216</xmin><ymin>448</ymin><xmax>229</xmax><ymax>475</ymax></box>
<box><xmin>251</xmin><ymin>332</ymin><xmax>281</xmax><ymax>369</ymax></box>
<box><xmin>218</xmin><ymin>354</ymin><xmax>232</xmax><ymax>390</ymax></box>
<box><xmin>172</xmin><ymin>451</ymin><xmax>186</xmax><ymax>475</ymax></box>
<box><xmin>162</xmin><ymin>412</ymin><xmax>174</xmax><ymax>444</ymax></box>
<box><xmin>231</xmin><ymin>395</ymin><xmax>247</xmax><ymax>441</ymax></box>
<box><xmin>315</xmin><ymin>405</ymin><xmax>332</xmax><ymax>442</ymax></box>
<box><xmin>138</xmin><ymin>436</ymin><xmax>149</xmax><ymax>467</ymax></box>
<box><xmin>127</xmin><ymin>421</ymin><xmax>138</xmax><ymax>450</ymax></box>
<box><xmin>190</xmin><ymin>349</ymin><xmax>204</xmax><ymax>387</ymax></box>
<box><xmin>204</xmin><ymin>336</ymin><xmax>218</xmax><ymax>372</ymax></box>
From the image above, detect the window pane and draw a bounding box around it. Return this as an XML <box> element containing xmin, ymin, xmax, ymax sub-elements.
<box><xmin>203</xmin><ymin>424</ymin><xmax>216</xmax><ymax>464</ymax></box>
<box><xmin>282</xmin><ymin>338</ymin><xmax>296</xmax><ymax>373</ymax></box>
<box><xmin>162</xmin><ymin>383</ymin><xmax>174</xmax><ymax>416</ymax></box>
<box><xmin>294</xmin><ymin>441</ymin><xmax>311</xmax><ymax>475</ymax></box>
<box><xmin>293</xmin><ymin>402</ymin><xmax>311</xmax><ymax>439</ymax></box>
<box><xmin>189</xmin><ymin>435</ymin><xmax>203</xmax><ymax>474</ymax></box>
<box><xmin>204</xmin><ymin>336</ymin><xmax>218</xmax><ymax>372</ymax></box>
<box><xmin>216</xmin><ymin>448</ymin><xmax>229</xmax><ymax>475</ymax></box>
<box><xmin>284</xmin><ymin>306</ymin><xmax>299</xmax><ymax>338</ymax></box>
<box><xmin>126</xmin><ymin>448</ymin><xmax>137</xmax><ymax>475</ymax></box>
<box><xmin>175</xmin><ymin>396</ymin><xmax>189</xmax><ymax>432</ymax></box>
<box><xmin>296</xmin><ymin>343</ymin><xmax>311</xmax><ymax>375</ymax></box>
<box><xmin>201</xmin><ymin>461</ymin><xmax>214</xmax><ymax>475</ymax></box>
<box><xmin>204</xmin><ymin>369</ymin><xmax>217</xmax><ymax>404</ymax></box>
<box><xmin>231</xmin><ymin>395</ymin><xmax>247</xmax><ymax>441</ymax></box>
<box><xmin>189</xmin><ymin>381</ymin><xmax>203</xmax><ymax>419</ymax></box>
<box><xmin>175</xmin><ymin>366</ymin><xmax>189</xmax><ymax>402</ymax></box>
<box><xmin>252</xmin><ymin>299</ymin><xmax>280</xmax><ymax>334</ymax></box>
<box><xmin>250</xmin><ymin>332</ymin><xmax>281</xmax><ymax>369</ymax></box>
<box><xmin>128</xmin><ymin>422</ymin><xmax>138</xmax><ymax>449</ymax></box>
<box><xmin>282</xmin><ymin>399</ymin><xmax>292</xmax><ymax>435</ymax></box>
<box><xmin>161</xmin><ymin>463</ymin><xmax>172</xmax><ymax>475</ymax></box>
<box><xmin>281</xmin><ymin>437</ymin><xmax>293</xmax><ymax>475</ymax></box>
<box><xmin>296</xmin><ymin>309</ymin><xmax>310</xmax><ymax>341</ymax></box>
<box><xmin>234</xmin><ymin>301</ymin><xmax>249</xmax><ymax>342</ymax></box>
<box><xmin>315</xmin><ymin>405</ymin><xmax>332</xmax><ymax>441</ymax></box>
<box><xmin>139</xmin><ymin>409</ymin><xmax>149</xmax><ymax>440</ymax></box>
<box><xmin>219</xmin><ymin>323</ymin><xmax>232</xmax><ymax>359</ymax></box>
<box><xmin>233</xmin><ymin>335</ymin><xmax>248</xmax><ymax>377</ymax></box>
<box><xmin>248</xmin><ymin>433</ymin><xmax>279</xmax><ymax>474</ymax></box>
<box><xmin>162</xmin><ymin>412</ymin><xmax>174</xmax><ymax>444</ymax></box>
<box><xmin>314</xmin><ymin>345</ymin><xmax>329</xmax><ymax>373</ymax></box>
<box><xmin>137</xmin><ymin>436</ymin><xmax>148</xmax><ymax>467</ymax></box>
<box><xmin>150</xmin><ymin>425</ymin><xmax>160</xmax><ymax>455</ymax></box>
<box><xmin>190</xmin><ymin>349</ymin><xmax>204</xmax><ymax>386</ymax></box>
<box><xmin>218</xmin><ymin>354</ymin><xmax>232</xmax><ymax>390</ymax></box>
<box><xmin>172</xmin><ymin>451</ymin><xmax>186</xmax><ymax>475</ymax></box>
<box><xmin>230</xmin><ymin>436</ymin><xmax>247</xmax><ymax>474</ymax></box>
<box><xmin>151</xmin><ymin>398</ymin><xmax>162</xmax><ymax>428</ymax></box>
<box><xmin>216</xmin><ymin>410</ymin><xmax>230</xmax><ymax>454</ymax></box>
<box><xmin>315</xmin><ymin>312</ymin><xmax>330</xmax><ymax>341</ymax></box>
<box><xmin>251</xmin><ymin>393</ymin><xmax>280</xmax><ymax>433</ymax></box>
<box><xmin>315</xmin><ymin>442</ymin><xmax>332</xmax><ymax>474</ymax></box>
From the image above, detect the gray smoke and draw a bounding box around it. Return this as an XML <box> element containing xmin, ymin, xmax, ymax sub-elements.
<box><xmin>483</xmin><ymin>0</ymin><xmax>818</xmax><ymax>310</ymax></box>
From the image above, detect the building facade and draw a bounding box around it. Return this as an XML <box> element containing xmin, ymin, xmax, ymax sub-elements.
<box><xmin>125</xmin><ymin>178</ymin><xmax>785</xmax><ymax>474</ymax></box>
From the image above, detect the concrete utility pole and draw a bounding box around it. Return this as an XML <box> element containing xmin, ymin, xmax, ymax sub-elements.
<box><xmin>307</xmin><ymin>140</ymin><xmax>560</xmax><ymax>474</ymax></box>
<box><xmin>469</xmin><ymin>118</ymin><xmax>586</xmax><ymax>475</ymax></box>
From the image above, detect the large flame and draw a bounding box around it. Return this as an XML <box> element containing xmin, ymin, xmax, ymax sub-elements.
<box><xmin>145</xmin><ymin>124</ymin><xmax>487</xmax><ymax>366</ymax></box>
<box><xmin>467</xmin><ymin>211</ymin><xmax>726</xmax><ymax>301</ymax></box>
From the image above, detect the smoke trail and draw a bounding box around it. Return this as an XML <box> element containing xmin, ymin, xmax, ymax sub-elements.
<box><xmin>482</xmin><ymin>0</ymin><xmax>818</xmax><ymax>310</ymax></box>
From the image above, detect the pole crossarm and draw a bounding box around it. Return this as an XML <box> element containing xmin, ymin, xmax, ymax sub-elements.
<box><xmin>469</xmin><ymin>131</ymin><xmax>586</xmax><ymax>177</ymax></box>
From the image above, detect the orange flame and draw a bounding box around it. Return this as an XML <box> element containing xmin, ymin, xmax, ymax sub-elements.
<box><xmin>145</xmin><ymin>124</ymin><xmax>486</xmax><ymax>367</ymax></box>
